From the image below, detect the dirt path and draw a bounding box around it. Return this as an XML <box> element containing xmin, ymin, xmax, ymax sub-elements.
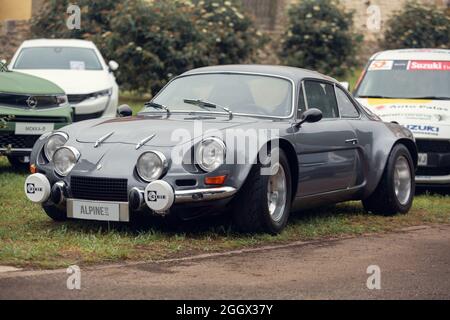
<box><xmin>1</xmin><ymin>225</ymin><xmax>449</xmax><ymax>299</ymax></box>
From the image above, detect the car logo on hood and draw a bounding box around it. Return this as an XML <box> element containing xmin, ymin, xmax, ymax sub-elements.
<box><xmin>26</xmin><ymin>96</ymin><xmax>38</xmax><ymax>109</ymax></box>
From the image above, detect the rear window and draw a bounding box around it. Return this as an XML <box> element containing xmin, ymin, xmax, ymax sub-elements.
<box><xmin>355</xmin><ymin>60</ymin><xmax>450</xmax><ymax>100</ymax></box>
<box><xmin>14</xmin><ymin>47</ymin><xmax>103</xmax><ymax>70</ymax></box>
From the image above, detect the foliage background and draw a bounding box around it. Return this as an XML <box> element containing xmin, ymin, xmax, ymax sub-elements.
<box><xmin>382</xmin><ymin>1</ymin><xmax>450</xmax><ymax>50</ymax></box>
<box><xmin>31</xmin><ymin>0</ymin><xmax>265</xmax><ymax>94</ymax></box>
<box><xmin>279</xmin><ymin>0</ymin><xmax>363</xmax><ymax>79</ymax></box>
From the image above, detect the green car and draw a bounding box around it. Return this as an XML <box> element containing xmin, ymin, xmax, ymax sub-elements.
<box><xmin>0</xmin><ymin>61</ymin><xmax>72</xmax><ymax>169</ymax></box>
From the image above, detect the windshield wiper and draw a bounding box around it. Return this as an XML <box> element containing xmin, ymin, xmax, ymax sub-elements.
<box><xmin>356</xmin><ymin>95</ymin><xmax>398</xmax><ymax>99</ymax></box>
<box><xmin>409</xmin><ymin>96</ymin><xmax>450</xmax><ymax>100</ymax></box>
<box><xmin>144</xmin><ymin>101</ymin><xmax>170</xmax><ymax>115</ymax></box>
<box><xmin>183</xmin><ymin>99</ymin><xmax>233</xmax><ymax>119</ymax></box>
<box><xmin>0</xmin><ymin>62</ymin><xmax>8</xmax><ymax>72</ymax></box>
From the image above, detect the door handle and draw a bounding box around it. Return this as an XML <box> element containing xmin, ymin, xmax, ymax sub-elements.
<box><xmin>345</xmin><ymin>138</ymin><xmax>358</xmax><ymax>145</ymax></box>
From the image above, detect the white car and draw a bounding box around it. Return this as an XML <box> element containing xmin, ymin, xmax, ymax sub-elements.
<box><xmin>354</xmin><ymin>49</ymin><xmax>450</xmax><ymax>186</ymax></box>
<box><xmin>9</xmin><ymin>39</ymin><xmax>119</xmax><ymax>121</ymax></box>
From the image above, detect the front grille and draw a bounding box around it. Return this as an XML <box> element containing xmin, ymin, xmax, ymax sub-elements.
<box><xmin>0</xmin><ymin>115</ymin><xmax>69</xmax><ymax>123</ymax></box>
<box><xmin>73</xmin><ymin>111</ymin><xmax>103</xmax><ymax>122</ymax></box>
<box><xmin>0</xmin><ymin>133</ymin><xmax>39</xmax><ymax>149</ymax></box>
<box><xmin>417</xmin><ymin>167</ymin><xmax>450</xmax><ymax>177</ymax></box>
<box><xmin>70</xmin><ymin>176</ymin><xmax>128</xmax><ymax>202</ymax></box>
<box><xmin>416</xmin><ymin>140</ymin><xmax>450</xmax><ymax>153</ymax></box>
<box><xmin>68</xmin><ymin>94</ymin><xmax>91</xmax><ymax>104</ymax></box>
<box><xmin>0</xmin><ymin>93</ymin><xmax>59</xmax><ymax>109</ymax></box>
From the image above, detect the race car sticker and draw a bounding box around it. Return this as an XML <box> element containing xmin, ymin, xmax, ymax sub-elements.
<box><xmin>368</xmin><ymin>60</ymin><xmax>393</xmax><ymax>71</ymax></box>
<box><xmin>405</xmin><ymin>124</ymin><xmax>440</xmax><ymax>136</ymax></box>
<box><xmin>408</xmin><ymin>61</ymin><xmax>450</xmax><ymax>71</ymax></box>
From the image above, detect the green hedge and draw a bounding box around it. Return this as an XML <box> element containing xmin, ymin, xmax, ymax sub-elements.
<box><xmin>382</xmin><ymin>2</ymin><xmax>450</xmax><ymax>49</ymax></box>
<box><xmin>279</xmin><ymin>0</ymin><xmax>362</xmax><ymax>78</ymax></box>
<box><xmin>31</xmin><ymin>0</ymin><xmax>264</xmax><ymax>94</ymax></box>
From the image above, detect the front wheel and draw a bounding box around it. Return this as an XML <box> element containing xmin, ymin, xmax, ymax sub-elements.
<box><xmin>231</xmin><ymin>149</ymin><xmax>292</xmax><ymax>234</ymax></box>
<box><xmin>363</xmin><ymin>144</ymin><xmax>415</xmax><ymax>215</ymax></box>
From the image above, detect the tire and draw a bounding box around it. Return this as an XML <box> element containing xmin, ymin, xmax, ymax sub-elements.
<box><xmin>42</xmin><ymin>204</ymin><xmax>67</xmax><ymax>222</ymax></box>
<box><xmin>231</xmin><ymin>149</ymin><xmax>292</xmax><ymax>234</ymax></box>
<box><xmin>363</xmin><ymin>144</ymin><xmax>415</xmax><ymax>216</ymax></box>
<box><xmin>7</xmin><ymin>156</ymin><xmax>29</xmax><ymax>171</ymax></box>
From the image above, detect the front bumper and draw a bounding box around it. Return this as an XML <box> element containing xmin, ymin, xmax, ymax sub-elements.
<box><xmin>416</xmin><ymin>175</ymin><xmax>450</xmax><ymax>185</ymax></box>
<box><xmin>415</xmin><ymin>139</ymin><xmax>450</xmax><ymax>185</ymax></box>
<box><xmin>24</xmin><ymin>172</ymin><xmax>237</xmax><ymax>218</ymax></box>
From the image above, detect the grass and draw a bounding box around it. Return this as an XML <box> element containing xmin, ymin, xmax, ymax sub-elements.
<box><xmin>0</xmin><ymin>156</ymin><xmax>449</xmax><ymax>269</ymax></box>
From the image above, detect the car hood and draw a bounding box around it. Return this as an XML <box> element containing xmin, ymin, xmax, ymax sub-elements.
<box><xmin>64</xmin><ymin>115</ymin><xmax>259</xmax><ymax>147</ymax></box>
<box><xmin>11</xmin><ymin>69</ymin><xmax>112</xmax><ymax>94</ymax></box>
<box><xmin>357</xmin><ymin>98</ymin><xmax>450</xmax><ymax>139</ymax></box>
<box><xmin>0</xmin><ymin>70</ymin><xmax>64</xmax><ymax>95</ymax></box>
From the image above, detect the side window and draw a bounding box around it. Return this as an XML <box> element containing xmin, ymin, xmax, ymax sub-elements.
<box><xmin>336</xmin><ymin>87</ymin><xmax>360</xmax><ymax>118</ymax></box>
<box><xmin>303</xmin><ymin>81</ymin><xmax>339</xmax><ymax>118</ymax></box>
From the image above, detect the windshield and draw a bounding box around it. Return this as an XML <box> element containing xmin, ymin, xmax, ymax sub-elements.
<box><xmin>149</xmin><ymin>73</ymin><xmax>293</xmax><ymax>117</ymax></box>
<box><xmin>14</xmin><ymin>47</ymin><xmax>103</xmax><ymax>70</ymax></box>
<box><xmin>355</xmin><ymin>60</ymin><xmax>450</xmax><ymax>100</ymax></box>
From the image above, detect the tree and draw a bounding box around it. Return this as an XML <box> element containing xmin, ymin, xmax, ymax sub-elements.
<box><xmin>279</xmin><ymin>0</ymin><xmax>362</xmax><ymax>78</ymax></box>
<box><xmin>382</xmin><ymin>1</ymin><xmax>450</xmax><ymax>49</ymax></box>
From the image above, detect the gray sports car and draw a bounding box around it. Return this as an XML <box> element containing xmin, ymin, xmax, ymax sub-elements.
<box><xmin>24</xmin><ymin>65</ymin><xmax>417</xmax><ymax>234</ymax></box>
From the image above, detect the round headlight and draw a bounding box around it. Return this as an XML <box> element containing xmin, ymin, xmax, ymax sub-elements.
<box><xmin>53</xmin><ymin>146</ymin><xmax>80</xmax><ymax>176</ymax></box>
<box><xmin>196</xmin><ymin>137</ymin><xmax>226</xmax><ymax>172</ymax></box>
<box><xmin>44</xmin><ymin>132</ymin><xmax>68</xmax><ymax>161</ymax></box>
<box><xmin>136</xmin><ymin>151</ymin><xmax>168</xmax><ymax>182</ymax></box>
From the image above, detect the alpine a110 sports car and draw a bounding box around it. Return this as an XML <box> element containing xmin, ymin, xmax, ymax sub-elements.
<box><xmin>24</xmin><ymin>65</ymin><xmax>418</xmax><ymax>234</ymax></box>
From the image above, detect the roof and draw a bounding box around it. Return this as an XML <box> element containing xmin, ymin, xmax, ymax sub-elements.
<box><xmin>371</xmin><ymin>49</ymin><xmax>450</xmax><ymax>61</ymax></box>
<box><xmin>19</xmin><ymin>39</ymin><xmax>97</xmax><ymax>49</ymax></box>
<box><xmin>182</xmin><ymin>64</ymin><xmax>337</xmax><ymax>83</ymax></box>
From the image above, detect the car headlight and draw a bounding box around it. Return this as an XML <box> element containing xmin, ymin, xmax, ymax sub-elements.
<box><xmin>56</xmin><ymin>95</ymin><xmax>68</xmax><ymax>106</ymax></box>
<box><xmin>92</xmin><ymin>88</ymin><xmax>112</xmax><ymax>99</ymax></box>
<box><xmin>196</xmin><ymin>137</ymin><xmax>226</xmax><ymax>172</ymax></box>
<box><xmin>53</xmin><ymin>146</ymin><xmax>80</xmax><ymax>176</ymax></box>
<box><xmin>136</xmin><ymin>151</ymin><xmax>168</xmax><ymax>182</ymax></box>
<box><xmin>44</xmin><ymin>132</ymin><xmax>68</xmax><ymax>161</ymax></box>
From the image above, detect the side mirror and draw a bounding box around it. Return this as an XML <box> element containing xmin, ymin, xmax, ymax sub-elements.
<box><xmin>340</xmin><ymin>81</ymin><xmax>350</xmax><ymax>91</ymax></box>
<box><xmin>295</xmin><ymin>108</ymin><xmax>323</xmax><ymax>128</ymax></box>
<box><xmin>108</xmin><ymin>60</ymin><xmax>119</xmax><ymax>72</ymax></box>
<box><xmin>117</xmin><ymin>104</ymin><xmax>132</xmax><ymax>117</ymax></box>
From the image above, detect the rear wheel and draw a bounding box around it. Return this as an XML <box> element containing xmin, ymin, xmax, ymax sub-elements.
<box><xmin>231</xmin><ymin>149</ymin><xmax>292</xmax><ymax>234</ymax></box>
<box><xmin>42</xmin><ymin>204</ymin><xmax>67</xmax><ymax>222</ymax></box>
<box><xmin>363</xmin><ymin>144</ymin><xmax>415</xmax><ymax>215</ymax></box>
<box><xmin>7</xmin><ymin>156</ymin><xmax>29</xmax><ymax>171</ymax></box>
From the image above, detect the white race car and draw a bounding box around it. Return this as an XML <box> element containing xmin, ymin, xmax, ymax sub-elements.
<box><xmin>9</xmin><ymin>39</ymin><xmax>119</xmax><ymax>122</ymax></box>
<box><xmin>354</xmin><ymin>49</ymin><xmax>450</xmax><ymax>187</ymax></box>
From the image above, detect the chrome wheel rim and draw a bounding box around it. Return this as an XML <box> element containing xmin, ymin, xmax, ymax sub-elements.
<box><xmin>267</xmin><ymin>163</ymin><xmax>287</xmax><ymax>222</ymax></box>
<box><xmin>394</xmin><ymin>156</ymin><xmax>412</xmax><ymax>205</ymax></box>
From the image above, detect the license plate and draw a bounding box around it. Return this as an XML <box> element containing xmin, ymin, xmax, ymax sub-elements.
<box><xmin>15</xmin><ymin>123</ymin><xmax>54</xmax><ymax>135</ymax></box>
<box><xmin>71</xmin><ymin>200</ymin><xmax>120</xmax><ymax>222</ymax></box>
<box><xmin>418</xmin><ymin>153</ymin><xmax>428</xmax><ymax>167</ymax></box>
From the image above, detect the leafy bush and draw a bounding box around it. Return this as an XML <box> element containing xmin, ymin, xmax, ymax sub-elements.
<box><xmin>31</xmin><ymin>0</ymin><xmax>264</xmax><ymax>94</ymax></box>
<box><xmin>382</xmin><ymin>2</ymin><xmax>450</xmax><ymax>49</ymax></box>
<box><xmin>279</xmin><ymin>0</ymin><xmax>362</xmax><ymax>78</ymax></box>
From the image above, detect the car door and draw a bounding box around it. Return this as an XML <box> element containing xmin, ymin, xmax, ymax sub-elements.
<box><xmin>293</xmin><ymin>79</ymin><xmax>359</xmax><ymax>197</ymax></box>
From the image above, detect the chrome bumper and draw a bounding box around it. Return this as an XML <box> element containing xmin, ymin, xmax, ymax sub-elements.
<box><xmin>416</xmin><ymin>175</ymin><xmax>450</xmax><ymax>185</ymax></box>
<box><xmin>174</xmin><ymin>186</ymin><xmax>237</xmax><ymax>203</ymax></box>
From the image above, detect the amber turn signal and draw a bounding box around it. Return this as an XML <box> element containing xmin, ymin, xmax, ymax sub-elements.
<box><xmin>204</xmin><ymin>175</ymin><xmax>227</xmax><ymax>185</ymax></box>
<box><xmin>30</xmin><ymin>164</ymin><xmax>37</xmax><ymax>174</ymax></box>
